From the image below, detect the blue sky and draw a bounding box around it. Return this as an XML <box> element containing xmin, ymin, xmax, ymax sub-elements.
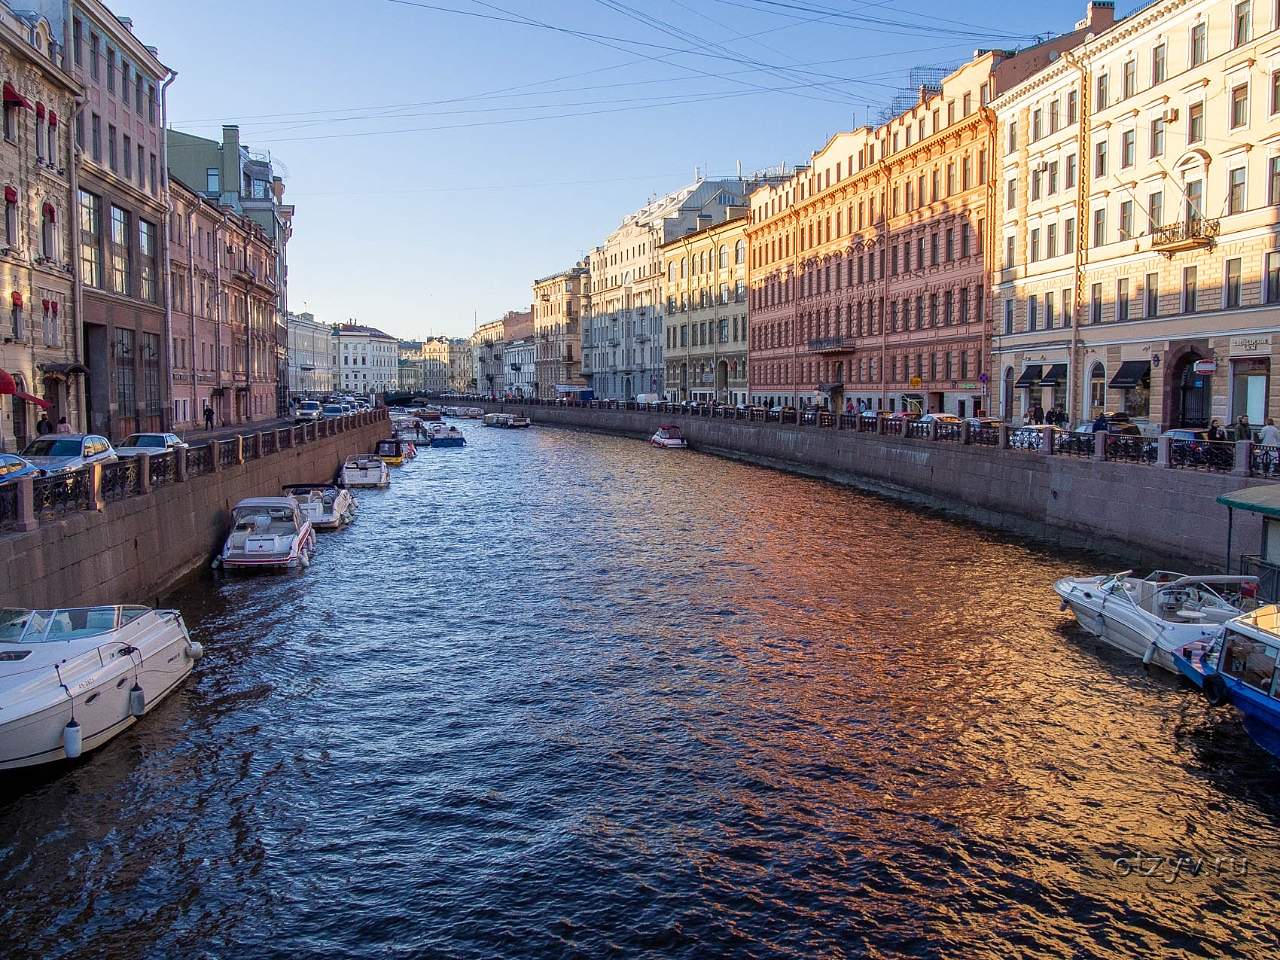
<box><xmin>128</xmin><ymin>0</ymin><xmax>1090</xmax><ymax>339</ymax></box>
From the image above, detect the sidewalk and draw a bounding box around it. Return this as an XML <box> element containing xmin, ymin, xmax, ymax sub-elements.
<box><xmin>175</xmin><ymin>416</ymin><xmax>295</xmax><ymax>445</ymax></box>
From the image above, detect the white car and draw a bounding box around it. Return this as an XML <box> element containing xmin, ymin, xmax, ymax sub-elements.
<box><xmin>19</xmin><ymin>434</ymin><xmax>116</xmax><ymax>475</ymax></box>
<box><xmin>113</xmin><ymin>433</ymin><xmax>187</xmax><ymax>458</ymax></box>
<box><xmin>294</xmin><ymin>400</ymin><xmax>324</xmax><ymax>423</ymax></box>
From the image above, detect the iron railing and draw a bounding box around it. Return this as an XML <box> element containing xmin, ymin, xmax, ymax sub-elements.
<box><xmin>936</xmin><ymin>422</ymin><xmax>962</xmax><ymax>442</ymax></box>
<box><xmin>219</xmin><ymin>439</ymin><xmax>238</xmax><ymax>467</ymax></box>
<box><xmin>1009</xmin><ymin>427</ymin><xmax>1046</xmax><ymax>451</ymax></box>
<box><xmin>971</xmin><ymin>426</ymin><xmax>1000</xmax><ymax>447</ymax></box>
<box><xmin>0</xmin><ymin>483</ymin><xmax>18</xmax><ymax>531</ymax></box>
<box><xmin>187</xmin><ymin>444</ymin><xmax>214</xmax><ymax>477</ymax></box>
<box><xmin>1106</xmin><ymin>435</ymin><xmax>1157</xmax><ymax>464</ymax></box>
<box><xmin>905</xmin><ymin>420</ymin><xmax>929</xmax><ymax>439</ymax></box>
<box><xmin>33</xmin><ymin>469</ymin><xmax>92</xmax><ymax>518</ymax></box>
<box><xmin>1055</xmin><ymin>433</ymin><xmax>1094</xmax><ymax>458</ymax></box>
<box><xmin>102</xmin><ymin>458</ymin><xmax>141</xmax><ymax>501</ymax></box>
<box><xmin>1173</xmin><ymin>438</ymin><xmax>1235</xmax><ymax>472</ymax></box>
<box><xmin>149</xmin><ymin>451</ymin><xmax>176</xmax><ymax>487</ymax></box>
<box><xmin>883</xmin><ymin>418</ymin><xmax>904</xmax><ymax>436</ymax></box>
<box><xmin>1249</xmin><ymin>444</ymin><xmax>1280</xmax><ymax>477</ymax></box>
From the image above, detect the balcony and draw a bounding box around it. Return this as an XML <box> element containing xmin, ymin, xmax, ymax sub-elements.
<box><xmin>1151</xmin><ymin>217</ymin><xmax>1220</xmax><ymax>256</ymax></box>
<box><xmin>635</xmin><ymin>332</ymin><xmax>650</xmax><ymax>343</ymax></box>
<box><xmin>807</xmin><ymin>336</ymin><xmax>855</xmax><ymax>354</ymax></box>
<box><xmin>608</xmin><ymin>337</ymin><xmax>620</xmax><ymax>347</ymax></box>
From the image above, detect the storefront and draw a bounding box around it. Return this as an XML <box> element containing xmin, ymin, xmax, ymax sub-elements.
<box><xmin>1109</xmin><ymin>360</ymin><xmax>1152</xmax><ymax>421</ymax></box>
<box><xmin>1228</xmin><ymin>335</ymin><xmax>1271</xmax><ymax>427</ymax></box>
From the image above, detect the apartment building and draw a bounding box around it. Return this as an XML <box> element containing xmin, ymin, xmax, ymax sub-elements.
<box><xmin>660</xmin><ymin>213</ymin><xmax>750</xmax><ymax>404</ymax></box>
<box><xmin>995</xmin><ymin>0</ymin><xmax>1280</xmax><ymax>432</ymax></box>
<box><xmin>747</xmin><ymin>5</ymin><xmax>1110</xmax><ymax>415</ymax></box>
<box><xmin>398</xmin><ymin>336</ymin><xmax>451</xmax><ymax>394</ymax></box>
<box><xmin>584</xmin><ymin>177</ymin><xmax>755</xmax><ymax>400</ymax></box>
<box><xmin>286</xmin><ymin>310</ymin><xmax>335</xmax><ymax>396</ymax></box>
<box><xmin>70</xmin><ymin>1</ymin><xmax>172</xmax><ymax>439</ymax></box>
<box><xmin>0</xmin><ymin>4</ymin><xmax>79</xmax><ymax>451</ymax></box>
<box><xmin>331</xmin><ymin>322</ymin><xmax>397</xmax><ymax>396</ymax></box>
<box><xmin>471</xmin><ymin>316</ymin><xmax>506</xmax><ymax>397</ymax></box>
<box><xmin>532</xmin><ymin>263</ymin><xmax>588</xmax><ymax>398</ymax></box>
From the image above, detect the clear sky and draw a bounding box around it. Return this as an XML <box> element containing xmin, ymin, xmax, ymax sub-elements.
<box><xmin>126</xmin><ymin>0</ymin><xmax>1090</xmax><ymax>339</ymax></box>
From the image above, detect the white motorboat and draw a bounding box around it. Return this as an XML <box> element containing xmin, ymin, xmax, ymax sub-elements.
<box><xmin>483</xmin><ymin>413</ymin><xmax>513</xmax><ymax>427</ymax></box>
<box><xmin>1053</xmin><ymin>570</ymin><xmax>1259</xmax><ymax>673</ymax></box>
<box><xmin>341</xmin><ymin>455</ymin><xmax>390</xmax><ymax>488</ymax></box>
<box><xmin>0</xmin><ymin>605</ymin><xmax>202</xmax><ymax>770</ymax></box>
<box><xmin>217</xmin><ymin>497</ymin><xmax>317</xmax><ymax>572</ymax></box>
<box><xmin>283</xmin><ymin>483</ymin><xmax>358</xmax><ymax>530</ymax></box>
<box><xmin>651</xmin><ymin>424</ymin><xmax>688</xmax><ymax>449</ymax></box>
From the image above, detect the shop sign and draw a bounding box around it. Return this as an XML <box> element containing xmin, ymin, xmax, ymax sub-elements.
<box><xmin>1229</xmin><ymin>335</ymin><xmax>1271</xmax><ymax>357</ymax></box>
<box><xmin>1192</xmin><ymin>360</ymin><xmax>1217</xmax><ymax>374</ymax></box>
<box><xmin>909</xmin><ymin>376</ymin><xmax>922</xmax><ymax>388</ymax></box>
<box><xmin>957</xmin><ymin>383</ymin><xmax>978</xmax><ymax>390</ymax></box>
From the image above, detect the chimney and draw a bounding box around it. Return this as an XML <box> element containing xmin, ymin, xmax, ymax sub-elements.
<box><xmin>116</xmin><ymin>16</ymin><xmax>133</xmax><ymax>32</ymax></box>
<box><xmin>221</xmin><ymin>126</ymin><xmax>241</xmax><ymax>199</ymax></box>
<box><xmin>1077</xmin><ymin>1</ymin><xmax>1115</xmax><ymax>31</ymax></box>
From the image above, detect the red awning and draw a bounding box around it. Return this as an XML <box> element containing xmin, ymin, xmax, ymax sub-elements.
<box><xmin>48</xmin><ymin>110</ymin><xmax>56</xmax><ymax>126</ymax></box>
<box><xmin>11</xmin><ymin>292</ymin><xmax>22</xmax><ymax>307</ymax></box>
<box><xmin>42</xmin><ymin>202</ymin><xmax>54</xmax><ymax>221</ymax></box>
<box><xmin>14</xmin><ymin>391</ymin><xmax>50</xmax><ymax>410</ymax></box>
<box><xmin>3</xmin><ymin>186</ymin><xmax>15</xmax><ymax>204</ymax></box>
<box><xmin>35</xmin><ymin>102</ymin><xmax>44</xmax><ymax>118</ymax></box>
<box><xmin>0</xmin><ymin>368</ymin><xmax>15</xmax><ymax>395</ymax></box>
<box><xmin>3</xmin><ymin>84</ymin><xmax>33</xmax><ymax>111</ymax></box>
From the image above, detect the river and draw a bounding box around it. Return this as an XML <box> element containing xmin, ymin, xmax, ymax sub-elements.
<box><xmin>1</xmin><ymin>422</ymin><xmax>1277</xmax><ymax>958</ymax></box>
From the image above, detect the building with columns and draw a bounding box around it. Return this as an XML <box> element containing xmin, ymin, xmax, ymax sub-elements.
<box><xmin>994</xmin><ymin>0</ymin><xmax>1280</xmax><ymax>433</ymax></box>
<box><xmin>0</xmin><ymin>2</ymin><xmax>80</xmax><ymax>451</ymax></box>
<box><xmin>746</xmin><ymin>5</ymin><xmax>1110</xmax><ymax>415</ymax></box>
<box><xmin>532</xmin><ymin>263</ymin><xmax>588</xmax><ymax>398</ymax></box>
<box><xmin>660</xmin><ymin>213</ymin><xmax>750</xmax><ymax>404</ymax></box>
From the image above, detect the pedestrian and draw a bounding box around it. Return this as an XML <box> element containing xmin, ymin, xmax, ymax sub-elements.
<box><xmin>1233</xmin><ymin>414</ymin><xmax>1252</xmax><ymax>442</ymax></box>
<box><xmin>1262</xmin><ymin>418</ymin><xmax>1280</xmax><ymax>448</ymax></box>
<box><xmin>1092</xmin><ymin>411</ymin><xmax>1109</xmax><ymax>433</ymax></box>
<box><xmin>1032</xmin><ymin>403</ymin><xmax>1045</xmax><ymax>425</ymax></box>
<box><xmin>203</xmin><ymin>404</ymin><xmax>214</xmax><ymax>430</ymax></box>
<box><xmin>54</xmin><ymin>416</ymin><xmax>72</xmax><ymax>434</ymax></box>
<box><xmin>35</xmin><ymin>413</ymin><xmax>52</xmax><ymax>435</ymax></box>
<box><xmin>1207</xmin><ymin>418</ymin><xmax>1228</xmax><ymax>442</ymax></box>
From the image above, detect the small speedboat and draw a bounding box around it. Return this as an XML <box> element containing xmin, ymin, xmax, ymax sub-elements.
<box><xmin>283</xmin><ymin>483</ymin><xmax>358</xmax><ymax>530</ymax></box>
<box><xmin>341</xmin><ymin>455</ymin><xmax>390</xmax><ymax>488</ymax></box>
<box><xmin>1174</xmin><ymin>604</ymin><xmax>1280</xmax><ymax>759</ymax></box>
<box><xmin>651</xmin><ymin>424</ymin><xmax>687</xmax><ymax>449</ymax></box>
<box><xmin>375</xmin><ymin>437</ymin><xmax>416</xmax><ymax>465</ymax></box>
<box><xmin>1054</xmin><ymin>571</ymin><xmax>1258</xmax><ymax>673</ymax></box>
<box><xmin>217</xmin><ymin>497</ymin><xmax>317</xmax><ymax>572</ymax></box>
<box><xmin>430</xmin><ymin>426</ymin><xmax>466</xmax><ymax>448</ymax></box>
<box><xmin>0</xmin><ymin>605</ymin><xmax>203</xmax><ymax>770</ymax></box>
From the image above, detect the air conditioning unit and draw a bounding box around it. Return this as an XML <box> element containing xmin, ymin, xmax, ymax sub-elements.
<box><xmin>1162</xmin><ymin>107</ymin><xmax>1179</xmax><ymax>123</ymax></box>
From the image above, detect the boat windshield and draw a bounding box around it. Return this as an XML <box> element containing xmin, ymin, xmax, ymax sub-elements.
<box><xmin>0</xmin><ymin>605</ymin><xmax>150</xmax><ymax>643</ymax></box>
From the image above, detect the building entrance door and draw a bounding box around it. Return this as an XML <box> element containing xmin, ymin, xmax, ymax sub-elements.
<box><xmin>1176</xmin><ymin>355</ymin><xmax>1211</xmax><ymax>427</ymax></box>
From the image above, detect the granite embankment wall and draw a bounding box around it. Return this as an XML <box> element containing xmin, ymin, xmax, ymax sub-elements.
<box><xmin>490</xmin><ymin>402</ymin><xmax>1270</xmax><ymax>570</ymax></box>
<box><xmin>0</xmin><ymin>416</ymin><xmax>389</xmax><ymax>609</ymax></box>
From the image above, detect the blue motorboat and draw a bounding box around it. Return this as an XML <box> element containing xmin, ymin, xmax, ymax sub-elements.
<box><xmin>1174</xmin><ymin>605</ymin><xmax>1280</xmax><ymax>759</ymax></box>
<box><xmin>429</xmin><ymin>426</ymin><xmax>466</xmax><ymax>448</ymax></box>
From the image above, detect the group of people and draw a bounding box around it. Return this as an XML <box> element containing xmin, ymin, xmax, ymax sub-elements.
<box><xmin>1205</xmin><ymin>415</ymin><xmax>1280</xmax><ymax>445</ymax></box>
<box><xmin>33</xmin><ymin>414</ymin><xmax>73</xmax><ymax>435</ymax></box>
<box><xmin>1025</xmin><ymin>403</ymin><xmax>1068</xmax><ymax>427</ymax></box>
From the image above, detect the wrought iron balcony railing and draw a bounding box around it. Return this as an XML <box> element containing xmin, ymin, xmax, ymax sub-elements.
<box><xmin>807</xmin><ymin>336</ymin><xmax>855</xmax><ymax>354</ymax></box>
<box><xmin>1151</xmin><ymin>217</ymin><xmax>1220</xmax><ymax>255</ymax></box>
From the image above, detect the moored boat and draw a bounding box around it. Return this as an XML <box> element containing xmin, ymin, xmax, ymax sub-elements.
<box><xmin>341</xmin><ymin>455</ymin><xmax>391</xmax><ymax>488</ymax></box>
<box><xmin>483</xmin><ymin>413</ymin><xmax>512</xmax><ymax>427</ymax></box>
<box><xmin>218</xmin><ymin>497</ymin><xmax>317</xmax><ymax>572</ymax></box>
<box><xmin>430</xmin><ymin>426</ymin><xmax>467</xmax><ymax>448</ymax></box>
<box><xmin>509</xmin><ymin>416</ymin><xmax>531</xmax><ymax>428</ymax></box>
<box><xmin>375</xmin><ymin>437</ymin><xmax>416</xmax><ymax>465</ymax></box>
<box><xmin>1174</xmin><ymin>604</ymin><xmax>1280</xmax><ymax>759</ymax></box>
<box><xmin>283</xmin><ymin>483</ymin><xmax>358</xmax><ymax>530</ymax></box>
<box><xmin>1054</xmin><ymin>571</ymin><xmax>1258</xmax><ymax>673</ymax></box>
<box><xmin>651</xmin><ymin>424</ymin><xmax>687</xmax><ymax>449</ymax></box>
<box><xmin>0</xmin><ymin>605</ymin><xmax>203</xmax><ymax>770</ymax></box>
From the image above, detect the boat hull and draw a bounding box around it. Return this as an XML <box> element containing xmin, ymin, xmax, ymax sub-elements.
<box><xmin>430</xmin><ymin>437</ymin><xmax>465</xmax><ymax>448</ymax></box>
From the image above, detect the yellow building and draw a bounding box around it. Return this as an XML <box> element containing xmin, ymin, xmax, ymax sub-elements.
<box><xmin>660</xmin><ymin>215</ymin><xmax>749</xmax><ymax>403</ymax></box>
<box><xmin>532</xmin><ymin>264</ymin><xmax>588</xmax><ymax>399</ymax></box>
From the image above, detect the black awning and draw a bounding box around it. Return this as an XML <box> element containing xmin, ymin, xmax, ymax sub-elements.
<box><xmin>1014</xmin><ymin>364</ymin><xmax>1043</xmax><ymax>387</ymax></box>
<box><xmin>1039</xmin><ymin>363</ymin><xmax>1068</xmax><ymax>385</ymax></box>
<box><xmin>1109</xmin><ymin>360</ymin><xmax>1151</xmax><ymax>389</ymax></box>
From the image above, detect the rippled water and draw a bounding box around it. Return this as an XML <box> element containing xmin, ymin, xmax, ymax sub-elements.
<box><xmin>2</xmin><ymin>423</ymin><xmax>1278</xmax><ymax>958</ymax></box>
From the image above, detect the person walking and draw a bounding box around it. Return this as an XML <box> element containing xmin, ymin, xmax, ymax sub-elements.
<box><xmin>35</xmin><ymin>414</ymin><xmax>52</xmax><ymax>435</ymax></box>
<box><xmin>1207</xmin><ymin>418</ymin><xmax>1228</xmax><ymax>442</ymax></box>
<box><xmin>203</xmin><ymin>405</ymin><xmax>215</xmax><ymax>431</ymax></box>
<box><xmin>1233</xmin><ymin>414</ymin><xmax>1252</xmax><ymax>442</ymax></box>
<box><xmin>1092</xmin><ymin>411</ymin><xmax>1109</xmax><ymax>434</ymax></box>
<box><xmin>1032</xmin><ymin>403</ymin><xmax>1045</xmax><ymax>425</ymax></box>
<box><xmin>54</xmin><ymin>416</ymin><xmax>72</xmax><ymax>434</ymax></box>
<box><xmin>1261</xmin><ymin>418</ymin><xmax>1280</xmax><ymax>447</ymax></box>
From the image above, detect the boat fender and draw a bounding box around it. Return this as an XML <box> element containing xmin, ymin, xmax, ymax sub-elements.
<box><xmin>63</xmin><ymin>718</ymin><xmax>82</xmax><ymax>759</ymax></box>
<box><xmin>186</xmin><ymin>640</ymin><xmax>205</xmax><ymax>661</ymax></box>
<box><xmin>1202</xmin><ymin>674</ymin><xmax>1228</xmax><ymax>708</ymax></box>
<box><xmin>1142</xmin><ymin>642</ymin><xmax>1157</xmax><ymax>667</ymax></box>
<box><xmin>129</xmin><ymin>683</ymin><xmax>146</xmax><ymax>717</ymax></box>
<box><xmin>300</xmin><ymin>551</ymin><xmax>311</xmax><ymax>569</ymax></box>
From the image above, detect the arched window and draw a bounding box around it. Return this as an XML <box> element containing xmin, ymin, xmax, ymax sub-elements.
<box><xmin>4</xmin><ymin>185</ymin><xmax>16</xmax><ymax>248</ymax></box>
<box><xmin>1089</xmin><ymin>362</ymin><xmax>1106</xmax><ymax>411</ymax></box>
<box><xmin>667</xmin><ymin>262</ymin><xmax>674</xmax><ymax>282</ymax></box>
<box><xmin>735</xmin><ymin>239</ymin><xmax>746</xmax><ymax>264</ymax></box>
<box><xmin>680</xmin><ymin>257</ymin><xmax>687</xmax><ymax>279</ymax></box>
<box><xmin>719</xmin><ymin>244</ymin><xmax>728</xmax><ymax>269</ymax></box>
<box><xmin>1001</xmin><ymin>366</ymin><xmax>1014</xmax><ymax>418</ymax></box>
<box><xmin>41</xmin><ymin>202</ymin><xmax>56</xmax><ymax>259</ymax></box>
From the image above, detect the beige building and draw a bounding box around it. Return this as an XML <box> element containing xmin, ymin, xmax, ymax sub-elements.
<box><xmin>447</xmin><ymin>337</ymin><xmax>470</xmax><ymax>392</ymax></box>
<box><xmin>994</xmin><ymin>0</ymin><xmax>1280</xmax><ymax>432</ymax></box>
<box><xmin>398</xmin><ymin>336</ymin><xmax>450</xmax><ymax>394</ymax></box>
<box><xmin>532</xmin><ymin>264</ymin><xmax>588</xmax><ymax>398</ymax></box>
<box><xmin>470</xmin><ymin>317</ymin><xmax>505</xmax><ymax>397</ymax></box>
<box><xmin>661</xmin><ymin>214</ymin><xmax>749</xmax><ymax>404</ymax></box>
<box><xmin>0</xmin><ymin>6</ymin><xmax>80</xmax><ymax>450</ymax></box>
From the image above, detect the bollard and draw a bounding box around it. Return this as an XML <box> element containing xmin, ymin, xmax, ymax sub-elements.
<box><xmin>1092</xmin><ymin>430</ymin><xmax>1108</xmax><ymax>461</ymax></box>
<box><xmin>960</xmin><ymin>421</ymin><xmax>971</xmax><ymax>445</ymax></box>
<box><xmin>1234</xmin><ymin>440</ymin><xmax>1252</xmax><ymax>477</ymax></box>
<box><xmin>176</xmin><ymin>446</ymin><xmax>189</xmax><ymax>482</ymax></box>
<box><xmin>927</xmin><ymin>421</ymin><xmax>938</xmax><ymax>441</ymax></box>
<box><xmin>1156</xmin><ymin>435</ymin><xmax>1172</xmax><ymax>468</ymax></box>
<box><xmin>877</xmin><ymin>415</ymin><xmax>887</xmax><ymax>436</ymax></box>
<box><xmin>14</xmin><ymin>476</ymin><xmax>37</xmax><ymax>531</ymax></box>
<box><xmin>137</xmin><ymin>452</ymin><xmax>152</xmax><ymax>493</ymax></box>
<box><xmin>235</xmin><ymin>436</ymin><xmax>245</xmax><ymax>465</ymax></box>
<box><xmin>90</xmin><ymin>462</ymin><xmax>105</xmax><ymax>510</ymax></box>
<box><xmin>1044</xmin><ymin>428</ymin><xmax>1055</xmax><ymax>456</ymax></box>
<box><xmin>998</xmin><ymin>423</ymin><xmax>1011</xmax><ymax>449</ymax></box>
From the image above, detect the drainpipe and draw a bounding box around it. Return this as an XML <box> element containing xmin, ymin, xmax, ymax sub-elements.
<box><xmin>186</xmin><ymin>207</ymin><xmax>196</xmax><ymax>427</ymax></box>
<box><xmin>212</xmin><ymin>216</ymin><xmax>223</xmax><ymax>424</ymax></box>
<box><xmin>68</xmin><ymin>93</ymin><xmax>86</xmax><ymax>432</ymax></box>
<box><xmin>159</xmin><ymin>69</ymin><xmax>177</xmax><ymax>429</ymax></box>
<box><xmin>1062</xmin><ymin>50</ymin><xmax>1091</xmax><ymax>425</ymax></box>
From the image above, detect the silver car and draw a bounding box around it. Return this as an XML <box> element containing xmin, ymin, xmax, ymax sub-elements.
<box><xmin>113</xmin><ymin>433</ymin><xmax>188</xmax><ymax>458</ymax></box>
<box><xmin>295</xmin><ymin>400</ymin><xmax>323</xmax><ymax>423</ymax></box>
<box><xmin>19</xmin><ymin>434</ymin><xmax>117</xmax><ymax>475</ymax></box>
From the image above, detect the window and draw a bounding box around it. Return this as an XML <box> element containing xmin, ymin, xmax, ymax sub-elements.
<box><xmin>1267</xmin><ymin>251</ymin><xmax>1280</xmax><ymax>303</ymax></box>
<box><xmin>1032</xmin><ymin>109</ymin><xmax>1042</xmax><ymax>140</ymax></box>
<box><xmin>1231</xmin><ymin>84</ymin><xmax>1249</xmax><ymax>128</ymax></box>
<box><xmin>1183</xmin><ymin>265</ymin><xmax>1198</xmax><ymax>312</ymax></box>
<box><xmin>148</xmin><ymin>84</ymin><xmax>157</xmax><ymax>124</ymax></box>
<box><xmin>122</xmin><ymin>134</ymin><xmax>132</xmax><ymax>179</ymax></box>
<box><xmin>121</xmin><ymin>61</ymin><xmax>130</xmax><ymax>108</ymax></box>
<box><xmin>1006</xmin><ymin>178</ymin><xmax>1016</xmax><ymax>210</ymax></box>
<box><xmin>1149</xmin><ymin>190</ymin><xmax>1164</xmax><ymax>232</ymax></box>
<box><xmin>149</xmin><ymin>154</ymin><xmax>157</xmax><ymax>195</ymax></box>
<box><xmin>78</xmin><ymin>190</ymin><xmax>102</xmax><ymax>288</ymax></box>
<box><xmin>114</xmin><ymin>328</ymin><xmax>135</xmax><ymax>415</ymax></box>
<box><xmin>207</xmin><ymin>168</ymin><xmax>220</xmax><ymax>194</ymax></box>
<box><xmin>1047</xmin><ymin>223</ymin><xmax>1057</xmax><ymax>258</ymax></box>
<box><xmin>73</xmin><ymin>17</ymin><xmax>82</xmax><ymax>66</ymax></box>
<box><xmin>135</xmin><ymin>74</ymin><xmax>144</xmax><ymax>114</ymax></box>
<box><xmin>109</xmin><ymin>204</ymin><xmax>130</xmax><ymax>296</ymax></box>
<box><xmin>1146</xmin><ymin>272</ymin><xmax>1160</xmax><ymax>316</ymax></box>
<box><xmin>107</xmin><ymin>47</ymin><xmax>115</xmax><ymax>94</ymax></box>
<box><xmin>1150</xmin><ymin>118</ymin><xmax>1165</xmax><ymax>157</ymax></box>
<box><xmin>1091</xmin><ymin>283</ymin><xmax>1103</xmax><ymax>324</ymax></box>
<box><xmin>1004</xmin><ymin>298</ymin><xmax>1014</xmax><ymax>334</ymax></box>
<box><xmin>1005</xmin><ymin>234</ymin><xmax>1015</xmax><ymax>269</ymax></box>
<box><xmin>2</xmin><ymin>99</ymin><xmax>15</xmax><ymax>143</ymax></box>
<box><xmin>1228</xmin><ymin>166</ymin><xmax>1247</xmax><ymax>214</ymax></box>
<box><xmin>1096</xmin><ymin>72</ymin><xmax>1109</xmax><ymax>109</ymax></box>
<box><xmin>90</xmin><ymin>32</ymin><xmax>99</xmax><ymax>79</ymax></box>
<box><xmin>1089</xmin><ymin>363</ymin><xmax>1106</xmax><ymax>410</ymax></box>
<box><xmin>1045</xmin><ymin>291</ymin><xmax>1056</xmax><ymax>329</ymax></box>
<box><xmin>1120</xmin><ymin>200</ymin><xmax>1134</xmax><ymax>239</ymax></box>
<box><xmin>107</xmin><ymin>124</ymin><xmax>117</xmax><ymax>171</ymax></box>
<box><xmin>41</xmin><ymin>203</ymin><xmax>56</xmax><ymax>259</ymax></box>
<box><xmin>1121</xmin><ymin>129</ymin><xmax>1135</xmax><ymax>168</ymax></box>
<box><xmin>1095</xmin><ymin>140</ymin><xmax>1108</xmax><ymax>177</ymax></box>
<box><xmin>1067</xmin><ymin>90</ymin><xmax>1078</xmax><ymax>125</ymax></box>
<box><xmin>1123</xmin><ymin>60</ymin><xmax>1136</xmax><ymax>99</ymax></box>
<box><xmin>1226</xmin><ymin>258</ymin><xmax>1242</xmax><ymax>308</ymax></box>
<box><xmin>1271</xmin><ymin>156</ymin><xmax>1280</xmax><ymax>204</ymax></box>
<box><xmin>1117</xmin><ymin>279</ymin><xmax>1130</xmax><ymax>322</ymax></box>
<box><xmin>91</xmin><ymin>113</ymin><xmax>100</xmax><ymax>162</ymax></box>
<box><xmin>139</xmin><ymin>220</ymin><xmax>157</xmax><ymax>303</ymax></box>
<box><xmin>1028</xmin><ymin>295</ymin><xmax>1038</xmax><ymax>332</ymax></box>
<box><xmin>1064</xmin><ymin>217</ymin><xmax>1075</xmax><ymax>251</ymax></box>
<box><xmin>1048</xmin><ymin>161</ymin><xmax>1058</xmax><ymax>195</ymax></box>
<box><xmin>4</xmin><ymin>188</ymin><xmax>15</xmax><ymax>248</ymax></box>
<box><xmin>1030</xmin><ymin>228</ymin><xmax>1040</xmax><ymax>262</ymax></box>
<box><xmin>1234</xmin><ymin>1</ymin><xmax>1252</xmax><ymax>47</ymax></box>
<box><xmin>137</xmin><ymin>145</ymin><xmax>145</xmax><ymax>189</ymax></box>
<box><xmin>1065</xmin><ymin>153</ymin><xmax>1077</xmax><ymax>189</ymax></box>
<box><xmin>1031</xmin><ymin>169</ymin><xmax>1042</xmax><ymax>201</ymax></box>
<box><xmin>1050</xmin><ymin>99</ymin><xmax>1060</xmax><ymax>133</ymax></box>
<box><xmin>1007</xmin><ymin>121</ymin><xmax>1016</xmax><ymax>153</ymax></box>
<box><xmin>1092</xmin><ymin>207</ymin><xmax>1106</xmax><ymax>247</ymax></box>
<box><xmin>1191</xmin><ymin>22</ymin><xmax>1206</xmax><ymax>66</ymax></box>
<box><xmin>1188</xmin><ymin>102</ymin><xmax>1204</xmax><ymax>143</ymax></box>
<box><xmin>1152</xmin><ymin>43</ymin><xmax>1167</xmax><ymax>84</ymax></box>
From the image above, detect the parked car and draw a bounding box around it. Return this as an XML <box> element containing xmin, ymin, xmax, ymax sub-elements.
<box><xmin>0</xmin><ymin>453</ymin><xmax>42</xmax><ymax>484</ymax></box>
<box><xmin>322</xmin><ymin>404</ymin><xmax>346</xmax><ymax>419</ymax></box>
<box><xmin>918</xmin><ymin>413</ymin><xmax>962</xmax><ymax>424</ymax></box>
<box><xmin>294</xmin><ymin>400</ymin><xmax>324</xmax><ymax>423</ymax></box>
<box><xmin>113</xmin><ymin>433</ymin><xmax>188</xmax><ymax>458</ymax></box>
<box><xmin>1161</xmin><ymin>428</ymin><xmax>1233</xmax><ymax>470</ymax></box>
<box><xmin>19</xmin><ymin>435</ymin><xmax>116</xmax><ymax>475</ymax></box>
<box><xmin>964</xmin><ymin>417</ymin><xmax>1003</xmax><ymax>429</ymax></box>
<box><xmin>1071</xmin><ymin>419</ymin><xmax>1143</xmax><ymax>436</ymax></box>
